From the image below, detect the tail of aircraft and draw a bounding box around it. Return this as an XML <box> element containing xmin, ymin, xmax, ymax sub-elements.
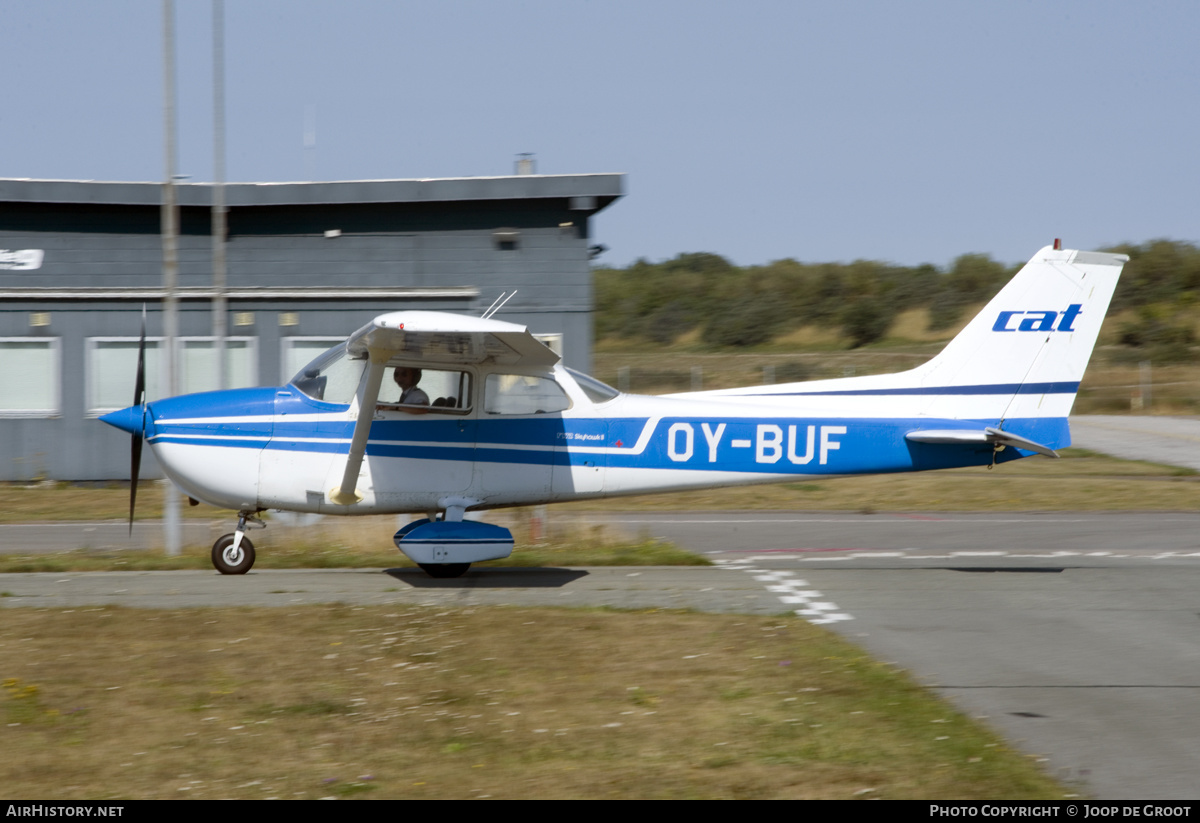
<box><xmin>686</xmin><ymin>245</ymin><xmax>1128</xmax><ymax>449</ymax></box>
<box><xmin>898</xmin><ymin>245</ymin><xmax>1127</xmax><ymax>421</ymax></box>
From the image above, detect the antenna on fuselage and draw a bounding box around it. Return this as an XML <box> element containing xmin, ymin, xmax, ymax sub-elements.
<box><xmin>481</xmin><ymin>290</ymin><xmax>517</xmax><ymax>320</ymax></box>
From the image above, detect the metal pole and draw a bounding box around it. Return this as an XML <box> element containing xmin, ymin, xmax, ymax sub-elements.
<box><xmin>212</xmin><ymin>0</ymin><xmax>228</xmax><ymax>391</ymax></box>
<box><xmin>162</xmin><ymin>0</ymin><xmax>181</xmax><ymax>556</ymax></box>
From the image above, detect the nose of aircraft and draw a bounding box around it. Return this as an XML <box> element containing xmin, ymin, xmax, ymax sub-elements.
<box><xmin>99</xmin><ymin>404</ymin><xmax>145</xmax><ymax>437</ymax></box>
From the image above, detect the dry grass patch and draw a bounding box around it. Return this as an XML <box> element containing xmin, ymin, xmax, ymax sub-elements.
<box><xmin>563</xmin><ymin>449</ymin><xmax>1200</xmax><ymax>513</ymax></box>
<box><xmin>0</xmin><ymin>483</ymin><xmax>217</xmax><ymax>525</ymax></box>
<box><xmin>0</xmin><ymin>514</ymin><xmax>705</xmax><ymax>574</ymax></box>
<box><xmin>0</xmin><ymin>605</ymin><xmax>1066</xmax><ymax>799</ymax></box>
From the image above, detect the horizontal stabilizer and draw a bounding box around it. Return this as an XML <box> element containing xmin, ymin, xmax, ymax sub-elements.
<box><xmin>906</xmin><ymin>426</ymin><xmax>1059</xmax><ymax>458</ymax></box>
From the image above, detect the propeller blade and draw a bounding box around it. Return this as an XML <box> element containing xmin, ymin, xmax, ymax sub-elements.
<box><xmin>129</xmin><ymin>431</ymin><xmax>143</xmax><ymax>535</ymax></box>
<box><xmin>133</xmin><ymin>310</ymin><xmax>146</xmax><ymax>408</ymax></box>
<box><xmin>128</xmin><ymin>311</ymin><xmax>147</xmax><ymax>535</ymax></box>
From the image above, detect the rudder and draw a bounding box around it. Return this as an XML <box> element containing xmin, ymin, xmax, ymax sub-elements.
<box><xmin>908</xmin><ymin>245</ymin><xmax>1127</xmax><ymax>422</ymax></box>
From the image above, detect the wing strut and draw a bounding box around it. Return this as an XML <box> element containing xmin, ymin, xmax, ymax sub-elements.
<box><xmin>329</xmin><ymin>347</ymin><xmax>394</xmax><ymax>505</ymax></box>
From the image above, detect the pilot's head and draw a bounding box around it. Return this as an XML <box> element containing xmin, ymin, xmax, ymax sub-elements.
<box><xmin>393</xmin><ymin>366</ymin><xmax>422</xmax><ymax>389</ymax></box>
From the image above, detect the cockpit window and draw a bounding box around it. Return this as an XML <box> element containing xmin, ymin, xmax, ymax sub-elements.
<box><xmin>290</xmin><ymin>344</ymin><xmax>366</xmax><ymax>405</ymax></box>
<box><xmin>378</xmin><ymin>366</ymin><xmax>473</xmax><ymax>413</ymax></box>
<box><xmin>566</xmin><ymin>367</ymin><xmax>620</xmax><ymax>403</ymax></box>
<box><xmin>484</xmin><ymin>374</ymin><xmax>571</xmax><ymax>415</ymax></box>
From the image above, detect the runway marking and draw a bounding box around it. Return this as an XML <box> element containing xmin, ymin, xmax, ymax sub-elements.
<box><xmin>725</xmin><ymin>549</ymin><xmax>1200</xmax><ymax>563</ymax></box>
<box><xmin>612</xmin><ymin>517</ymin><xmax>1104</xmax><ymax>524</ymax></box>
<box><xmin>717</xmin><ymin>558</ymin><xmax>852</xmax><ymax>625</ymax></box>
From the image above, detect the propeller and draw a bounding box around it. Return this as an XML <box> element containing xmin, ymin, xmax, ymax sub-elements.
<box><xmin>128</xmin><ymin>309</ymin><xmax>147</xmax><ymax>535</ymax></box>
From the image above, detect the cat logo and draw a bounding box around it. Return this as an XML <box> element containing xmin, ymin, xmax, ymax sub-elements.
<box><xmin>992</xmin><ymin>304</ymin><xmax>1082</xmax><ymax>333</ymax></box>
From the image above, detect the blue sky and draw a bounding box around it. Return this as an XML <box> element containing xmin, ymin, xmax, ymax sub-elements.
<box><xmin>3</xmin><ymin>0</ymin><xmax>1197</xmax><ymax>268</ymax></box>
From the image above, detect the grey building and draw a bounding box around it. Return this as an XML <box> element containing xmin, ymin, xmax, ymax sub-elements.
<box><xmin>0</xmin><ymin>173</ymin><xmax>623</xmax><ymax>481</ymax></box>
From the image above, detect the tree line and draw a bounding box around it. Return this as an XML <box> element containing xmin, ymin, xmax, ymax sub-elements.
<box><xmin>594</xmin><ymin>240</ymin><xmax>1200</xmax><ymax>359</ymax></box>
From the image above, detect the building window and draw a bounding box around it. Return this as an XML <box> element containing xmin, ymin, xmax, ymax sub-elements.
<box><xmin>179</xmin><ymin>338</ymin><xmax>258</xmax><ymax>395</ymax></box>
<box><xmin>87</xmin><ymin>338</ymin><xmax>164</xmax><ymax>415</ymax></box>
<box><xmin>493</xmin><ymin>228</ymin><xmax>520</xmax><ymax>251</ymax></box>
<box><xmin>87</xmin><ymin>337</ymin><xmax>257</xmax><ymax>415</ymax></box>
<box><xmin>0</xmin><ymin>338</ymin><xmax>60</xmax><ymax>417</ymax></box>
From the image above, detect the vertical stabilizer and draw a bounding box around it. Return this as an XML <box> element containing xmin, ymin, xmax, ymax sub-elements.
<box><xmin>908</xmin><ymin>246</ymin><xmax>1126</xmax><ymax>421</ymax></box>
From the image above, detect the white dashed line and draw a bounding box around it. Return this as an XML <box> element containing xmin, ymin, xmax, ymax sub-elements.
<box><xmin>716</xmin><ymin>558</ymin><xmax>853</xmax><ymax>625</ymax></box>
<box><xmin>727</xmin><ymin>549</ymin><xmax>1200</xmax><ymax>564</ymax></box>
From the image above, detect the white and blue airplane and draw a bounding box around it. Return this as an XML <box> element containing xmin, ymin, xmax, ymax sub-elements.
<box><xmin>101</xmin><ymin>244</ymin><xmax>1127</xmax><ymax>577</ymax></box>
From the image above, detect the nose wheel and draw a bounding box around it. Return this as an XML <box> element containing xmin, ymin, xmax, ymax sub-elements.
<box><xmin>212</xmin><ymin>511</ymin><xmax>265</xmax><ymax>574</ymax></box>
<box><xmin>212</xmin><ymin>533</ymin><xmax>256</xmax><ymax>574</ymax></box>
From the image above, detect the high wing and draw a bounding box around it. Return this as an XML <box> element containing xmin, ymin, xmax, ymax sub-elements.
<box><xmin>330</xmin><ymin>311</ymin><xmax>560</xmax><ymax>505</ymax></box>
<box><xmin>345</xmin><ymin>311</ymin><xmax>560</xmax><ymax>367</ymax></box>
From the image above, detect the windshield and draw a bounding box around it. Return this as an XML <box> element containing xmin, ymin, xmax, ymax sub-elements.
<box><xmin>566</xmin><ymin>367</ymin><xmax>620</xmax><ymax>403</ymax></box>
<box><xmin>290</xmin><ymin>343</ymin><xmax>367</xmax><ymax>405</ymax></box>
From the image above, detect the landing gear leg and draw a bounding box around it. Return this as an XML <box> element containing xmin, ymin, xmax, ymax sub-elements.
<box><xmin>988</xmin><ymin>443</ymin><xmax>1006</xmax><ymax>470</ymax></box>
<box><xmin>419</xmin><ymin>503</ymin><xmax>472</xmax><ymax>577</ymax></box>
<box><xmin>212</xmin><ymin>511</ymin><xmax>265</xmax><ymax>575</ymax></box>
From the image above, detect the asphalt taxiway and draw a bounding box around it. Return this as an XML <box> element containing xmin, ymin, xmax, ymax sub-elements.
<box><xmin>3</xmin><ymin>511</ymin><xmax>1198</xmax><ymax>799</ymax></box>
<box><xmin>2</xmin><ymin>414</ymin><xmax>1198</xmax><ymax>799</ymax></box>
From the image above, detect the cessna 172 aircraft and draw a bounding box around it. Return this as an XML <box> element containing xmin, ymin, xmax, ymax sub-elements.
<box><xmin>101</xmin><ymin>244</ymin><xmax>1126</xmax><ymax>577</ymax></box>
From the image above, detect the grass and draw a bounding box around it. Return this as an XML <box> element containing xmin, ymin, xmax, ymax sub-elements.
<box><xmin>560</xmin><ymin>448</ymin><xmax>1199</xmax><ymax>513</ymax></box>
<box><xmin>0</xmin><ymin>482</ymin><xmax>216</xmax><ymax>525</ymax></box>
<box><xmin>0</xmin><ymin>510</ymin><xmax>706</xmax><ymax>574</ymax></box>
<box><xmin>0</xmin><ymin>604</ymin><xmax>1070</xmax><ymax>800</ymax></box>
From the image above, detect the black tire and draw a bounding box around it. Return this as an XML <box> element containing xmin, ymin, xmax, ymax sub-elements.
<box><xmin>418</xmin><ymin>562</ymin><xmax>470</xmax><ymax>579</ymax></box>
<box><xmin>212</xmin><ymin>533</ymin><xmax>256</xmax><ymax>575</ymax></box>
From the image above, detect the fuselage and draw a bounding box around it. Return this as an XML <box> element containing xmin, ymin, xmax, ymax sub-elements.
<box><xmin>122</xmin><ymin>363</ymin><xmax>1048</xmax><ymax>516</ymax></box>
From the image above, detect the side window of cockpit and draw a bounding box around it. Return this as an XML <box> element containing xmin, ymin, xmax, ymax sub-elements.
<box><xmin>379</xmin><ymin>367</ymin><xmax>473</xmax><ymax>412</ymax></box>
<box><xmin>484</xmin><ymin>374</ymin><xmax>571</xmax><ymax>415</ymax></box>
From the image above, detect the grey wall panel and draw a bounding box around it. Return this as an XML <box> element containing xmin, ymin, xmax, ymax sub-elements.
<box><xmin>0</xmin><ymin>175</ymin><xmax>619</xmax><ymax>479</ymax></box>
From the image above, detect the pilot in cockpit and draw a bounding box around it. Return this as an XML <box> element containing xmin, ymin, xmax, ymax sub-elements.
<box><xmin>393</xmin><ymin>366</ymin><xmax>430</xmax><ymax>408</ymax></box>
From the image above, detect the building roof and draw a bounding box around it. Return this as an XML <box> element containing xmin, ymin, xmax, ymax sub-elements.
<box><xmin>0</xmin><ymin>174</ymin><xmax>624</xmax><ymax>211</ymax></box>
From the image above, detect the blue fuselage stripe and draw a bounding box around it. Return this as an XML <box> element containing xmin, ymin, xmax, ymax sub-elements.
<box><xmin>148</xmin><ymin>412</ymin><xmax>1071</xmax><ymax>476</ymax></box>
<box><xmin>737</xmin><ymin>381</ymin><xmax>1080</xmax><ymax>398</ymax></box>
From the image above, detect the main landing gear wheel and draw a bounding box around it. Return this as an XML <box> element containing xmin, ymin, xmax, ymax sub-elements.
<box><xmin>212</xmin><ymin>533</ymin><xmax>256</xmax><ymax>575</ymax></box>
<box><xmin>418</xmin><ymin>563</ymin><xmax>470</xmax><ymax>579</ymax></box>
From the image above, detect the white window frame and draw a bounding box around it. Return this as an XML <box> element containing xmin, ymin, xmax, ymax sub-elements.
<box><xmin>0</xmin><ymin>337</ymin><xmax>61</xmax><ymax>418</ymax></box>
